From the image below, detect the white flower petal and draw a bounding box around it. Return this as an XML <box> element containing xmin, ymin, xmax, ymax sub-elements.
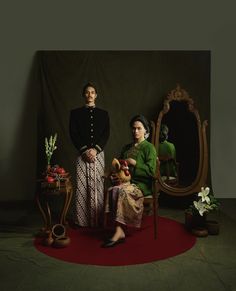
<box><xmin>205</xmin><ymin>187</ymin><xmax>210</xmax><ymax>195</ymax></box>
<box><xmin>199</xmin><ymin>209</ymin><xmax>204</xmax><ymax>216</ymax></box>
<box><xmin>205</xmin><ymin>196</ymin><xmax>211</xmax><ymax>204</ymax></box>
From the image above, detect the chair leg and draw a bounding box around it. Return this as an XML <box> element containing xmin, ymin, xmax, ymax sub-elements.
<box><xmin>153</xmin><ymin>194</ymin><xmax>158</xmax><ymax>239</ymax></box>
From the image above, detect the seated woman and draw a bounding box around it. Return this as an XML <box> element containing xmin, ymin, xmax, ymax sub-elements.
<box><xmin>102</xmin><ymin>115</ymin><xmax>157</xmax><ymax>248</ymax></box>
<box><xmin>158</xmin><ymin>124</ymin><xmax>177</xmax><ymax>180</ymax></box>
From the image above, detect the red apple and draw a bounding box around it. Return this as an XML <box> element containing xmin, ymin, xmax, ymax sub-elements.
<box><xmin>46</xmin><ymin>176</ymin><xmax>55</xmax><ymax>183</ymax></box>
<box><xmin>57</xmin><ymin>167</ymin><xmax>65</xmax><ymax>174</ymax></box>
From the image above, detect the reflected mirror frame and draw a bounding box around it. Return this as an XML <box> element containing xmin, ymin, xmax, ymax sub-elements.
<box><xmin>154</xmin><ymin>84</ymin><xmax>208</xmax><ymax>196</ymax></box>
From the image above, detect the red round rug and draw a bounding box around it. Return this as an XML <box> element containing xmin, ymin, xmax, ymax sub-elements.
<box><xmin>34</xmin><ymin>216</ymin><xmax>196</xmax><ymax>266</ymax></box>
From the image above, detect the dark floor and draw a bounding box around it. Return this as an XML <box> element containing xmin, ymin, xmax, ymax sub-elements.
<box><xmin>0</xmin><ymin>199</ymin><xmax>236</xmax><ymax>291</ymax></box>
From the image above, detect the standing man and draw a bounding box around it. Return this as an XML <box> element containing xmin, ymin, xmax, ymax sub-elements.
<box><xmin>69</xmin><ymin>82</ymin><xmax>110</xmax><ymax>227</ymax></box>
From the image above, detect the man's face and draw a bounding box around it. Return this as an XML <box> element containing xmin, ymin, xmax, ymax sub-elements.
<box><xmin>84</xmin><ymin>86</ymin><xmax>97</xmax><ymax>105</ymax></box>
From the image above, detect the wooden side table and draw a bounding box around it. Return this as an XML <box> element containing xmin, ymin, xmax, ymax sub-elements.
<box><xmin>36</xmin><ymin>178</ymin><xmax>73</xmax><ymax>233</ymax></box>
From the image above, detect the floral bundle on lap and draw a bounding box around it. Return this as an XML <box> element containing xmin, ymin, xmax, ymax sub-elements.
<box><xmin>110</xmin><ymin>158</ymin><xmax>131</xmax><ymax>186</ymax></box>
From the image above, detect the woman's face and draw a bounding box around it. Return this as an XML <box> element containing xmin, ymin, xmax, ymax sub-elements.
<box><xmin>84</xmin><ymin>86</ymin><xmax>97</xmax><ymax>105</ymax></box>
<box><xmin>132</xmin><ymin>121</ymin><xmax>146</xmax><ymax>142</ymax></box>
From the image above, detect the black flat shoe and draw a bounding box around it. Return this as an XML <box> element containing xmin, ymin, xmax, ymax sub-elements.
<box><xmin>101</xmin><ymin>238</ymin><xmax>125</xmax><ymax>248</ymax></box>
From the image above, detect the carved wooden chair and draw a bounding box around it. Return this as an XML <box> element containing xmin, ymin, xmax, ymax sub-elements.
<box><xmin>142</xmin><ymin>167</ymin><xmax>159</xmax><ymax>239</ymax></box>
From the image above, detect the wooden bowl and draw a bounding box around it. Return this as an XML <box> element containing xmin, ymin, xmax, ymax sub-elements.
<box><xmin>53</xmin><ymin>237</ymin><xmax>71</xmax><ymax>248</ymax></box>
<box><xmin>51</xmin><ymin>224</ymin><xmax>70</xmax><ymax>248</ymax></box>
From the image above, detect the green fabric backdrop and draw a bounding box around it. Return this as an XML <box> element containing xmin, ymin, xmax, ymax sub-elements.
<box><xmin>38</xmin><ymin>51</ymin><xmax>210</xmax><ymax>190</ymax></box>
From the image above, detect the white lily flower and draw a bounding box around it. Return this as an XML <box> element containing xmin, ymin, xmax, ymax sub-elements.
<box><xmin>187</xmin><ymin>185</ymin><xmax>220</xmax><ymax>218</ymax></box>
<box><xmin>198</xmin><ymin>187</ymin><xmax>210</xmax><ymax>204</ymax></box>
<box><xmin>193</xmin><ymin>200</ymin><xmax>208</xmax><ymax>216</ymax></box>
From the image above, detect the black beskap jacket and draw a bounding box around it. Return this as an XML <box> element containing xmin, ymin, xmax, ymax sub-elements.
<box><xmin>69</xmin><ymin>106</ymin><xmax>110</xmax><ymax>154</ymax></box>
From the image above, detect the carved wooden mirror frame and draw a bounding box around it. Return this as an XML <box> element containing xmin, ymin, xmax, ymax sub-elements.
<box><xmin>155</xmin><ymin>85</ymin><xmax>208</xmax><ymax>196</ymax></box>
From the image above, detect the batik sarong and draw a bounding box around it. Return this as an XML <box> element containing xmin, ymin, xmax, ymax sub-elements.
<box><xmin>107</xmin><ymin>182</ymin><xmax>144</xmax><ymax>228</ymax></box>
<box><xmin>73</xmin><ymin>151</ymin><xmax>104</xmax><ymax>227</ymax></box>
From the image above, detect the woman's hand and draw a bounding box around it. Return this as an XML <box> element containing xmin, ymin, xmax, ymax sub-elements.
<box><xmin>110</xmin><ymin>173</ymin><xmax>121</xmax><ymax>185</ymax></box>
<box><xmin>126</xmin><ymin>158</ymin><xmax>136</xmax><ymax>166</ymax></box>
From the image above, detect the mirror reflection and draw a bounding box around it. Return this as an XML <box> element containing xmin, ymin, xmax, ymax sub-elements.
<box><xmin>158</xmin><ymin>124</ymin><xmax>178</xmax><ymax>186</ymax></box>
<box><xmin>159</xmin><ymin>100</ymin><xmax>199</xmax><ymax>187</ymax></box>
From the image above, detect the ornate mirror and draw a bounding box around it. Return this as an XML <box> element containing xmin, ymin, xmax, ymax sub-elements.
<box><xmin>155</xmin><ymin>85</ymin><xmax>208</xmax><ymax>196</ymax></box>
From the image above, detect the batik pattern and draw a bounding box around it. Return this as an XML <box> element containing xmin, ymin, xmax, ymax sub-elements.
<box><xmin>74</xmin><ymin>151</ymin><xmax>104</xmax><ymax>227</ymax></box>
<box><xmin>107</xmin><ymin>182</ymin><xmax>144</xmax><ymax>228</ymax></box>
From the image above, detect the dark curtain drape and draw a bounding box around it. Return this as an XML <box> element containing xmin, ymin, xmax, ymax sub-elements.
<box><xmin>37</xmin><ymin>50</ymin><xmax>210</xmax><ymax>193</ymax></box>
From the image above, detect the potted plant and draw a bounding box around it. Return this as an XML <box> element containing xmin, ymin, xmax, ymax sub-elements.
<box><xmin>185</xmin><ymin>187</ymin><xmax>220</xmax><ymax>233</ymax></box>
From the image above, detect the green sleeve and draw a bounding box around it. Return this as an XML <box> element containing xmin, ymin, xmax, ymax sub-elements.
<box><xmin>134</xmin><ymin>144</ymin><xmax>157</xmax><ymax>178</ymax></box>
<box><xmin>158</xmin><ymin>141</ymin><xmax>176</xmax><ymax>159</ymax></box>
<box><xmin>169</xmin><ymin>142</ymin><xmax>176</xmax><ymax>159</ymax></box>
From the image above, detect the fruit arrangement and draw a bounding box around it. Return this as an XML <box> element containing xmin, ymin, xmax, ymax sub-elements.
<box><xmin>44</xmin><ymin>164</ymin><xmax>68</xmax><ymax>183</ymax></box>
